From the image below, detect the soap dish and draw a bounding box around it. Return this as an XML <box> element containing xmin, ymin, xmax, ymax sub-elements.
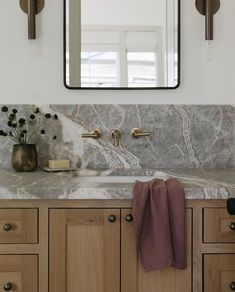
<box><xmin>43</xmin><ymin>167</ymin><xmax>76</xmax><ymax>173</ymax></box>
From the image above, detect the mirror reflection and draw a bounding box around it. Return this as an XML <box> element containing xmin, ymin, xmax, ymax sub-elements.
<box><xmin>65</xmin><ymin>0</ymin><xmax>180</xmax><ymax>89</ymax></box>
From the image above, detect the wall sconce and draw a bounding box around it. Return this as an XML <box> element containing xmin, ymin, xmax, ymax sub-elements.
<box><xmin>19</xmin><ymin>0</ymin><xmax>45</xmax><ymax>39</ymax></box>
<box><xmin>195</xmin><ymin>0</ymin><xmax>220</xmax><ymax>40</ymax></box>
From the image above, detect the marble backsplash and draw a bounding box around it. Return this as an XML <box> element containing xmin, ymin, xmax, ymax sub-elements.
<box><xmin>0</xmin><ymin>105</ymin><xmax>234</xmax><ymax>170</ymax></box>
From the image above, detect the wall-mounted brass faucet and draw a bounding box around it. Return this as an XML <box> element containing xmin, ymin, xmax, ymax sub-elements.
<box><xmin>110</xmin><ymin>129</ymin><xmax>122</xmax><ymax>147</ymax></box>
<box><xmin>81</xmin><ymin>127</ymin><xmax>151</xmax><ymax>146</ymax></box>
<box><xmin>130</xmin><ymin>128</ymin><xmax>151</xmax><ymax>139</ymax></box>
<box><xmin>19</xmin><ymin>0</ymin><xmax>45</xmax><ymax>39</ymax></box>
<box><xmin>82</xmin><ymin>128</ymin><xmax>102</xmax><ymax>140</ymax></box>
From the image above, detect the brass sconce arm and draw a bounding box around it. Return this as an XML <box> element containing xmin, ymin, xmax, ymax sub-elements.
<box><xmin>20</xmin><ymin>0</ymin><xmax>45</xmax><ymax>39</ymax></box>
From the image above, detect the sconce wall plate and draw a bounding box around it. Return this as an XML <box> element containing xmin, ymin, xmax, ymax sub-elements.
<box><xmin>196</xmin><ymin>0</ymin><xmax>220</xmax><ymax>16</ymax></box>
<box><xmin>196</xmin><ymin>0</ymin><xmax>220</xmax><ymax>40</ymax></box>
<box><xmin>19</xmin><ymin>0</ymin><xmax>45</xmax><ymax>39</ymax></box>
<box><xmin>19</xmin><ymin>0</ymin><xmax>44</xmax><ymax>14</ymax></box>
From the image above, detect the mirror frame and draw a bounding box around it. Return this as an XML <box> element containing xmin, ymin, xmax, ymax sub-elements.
<box><xmin>63</xmin><ymin>0</ymin><xmax>181</xmax><ymax>90</ymax></box>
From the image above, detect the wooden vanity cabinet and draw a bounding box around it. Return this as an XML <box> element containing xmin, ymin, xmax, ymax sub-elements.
<box><xmin>204</xmin><ymin>254</ymin><xmax>235</xmax><ymax>292</ymax></box>
<box><xmin>201</xmin><ymin>207</ymin><xmax>235</xmax><ymax>292</ymax></box>
<box><xmin>0</xmin><ymin>200</ymin><xmax>235</xmax><ymax>292</ymax></box>
<box><xmin>49</xmin><ymin>207</ymin><xmax>192</xmax><ymax>292</ymax></box>
<box><xmin>49</xmin><ymin>209</ymin><xmax>120</xmax><ymax>292</ymax></box>
<box><xmin>0</xmin><ymin>208</ymin><xmax>38</xmax><ymax>291</ymax></box>
<box><xmin>0</xmin><ymin>255</ymin><xmax>38</xmax><ymax>292</ymax></box>
<box><xmin>121</xmin><ymin>208</ymin><xmax>192</xmax><ymax>292</ymax></box>
<box><xmin>0</xmin><ymin>209</ymin><xmax>38</xmax><ymax>244</ymax></box>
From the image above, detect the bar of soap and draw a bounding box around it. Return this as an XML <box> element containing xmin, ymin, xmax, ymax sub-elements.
<box><xmin>49</xmin><ymin>160</ymin><xmax>70</xmax><ymax>169</ymax></box>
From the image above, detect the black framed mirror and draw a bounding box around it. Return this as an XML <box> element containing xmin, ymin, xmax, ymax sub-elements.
<box><xmin>64</xmin><ymin>0</ymin><xmax>180</xmax><ymax>89</ymax></box>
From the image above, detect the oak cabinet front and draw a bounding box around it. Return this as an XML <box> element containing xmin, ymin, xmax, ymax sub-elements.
<box><xmin>49</xmin><ymin>208</ymin><xmax>192</xmax><ymax>292</ymax></box>
<box><xmin>203</xmin><ymin>208</ymin><xmax>235</xmax><ymax>243</ymax></box>
<box><xmin>121</xmin><ymin>209</ymin><xmax>192</xmax><ymax>292</ymax></box>
<box><xmin>0</xmin><ymin>209</ymin><xmax>38</xmax><ymax>244</ymax></box>
<box><xmin>0</xmin><ymin>255</ymin><xmax>38</xmax><ymax>292</ymax></box>
<box><xmin>204</xmin><ymin>254</ymin><xmax>235</xmax><ymax>292</ymax></box>
<box><xmin>49</xmin><ymin>209</ymin><xmax>120</xmax><ymax>292</ymax></box>
<box><xmin>1</xmin><ymin>200</ymin><xmax>234</xmax><ymax>292</ymax></box>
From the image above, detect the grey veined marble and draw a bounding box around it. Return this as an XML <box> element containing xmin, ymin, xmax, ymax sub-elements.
<box><xmin>0</xmin><ymin>168</ymin><xmax>234</xmax><ymax>199</ymax></box>
<box><xmin>0</xmin><ymin>104</ymin><xmax>234</xmax><ymax>170</ymax></box>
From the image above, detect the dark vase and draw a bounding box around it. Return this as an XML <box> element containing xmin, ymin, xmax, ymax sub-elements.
<box><xmin>12</xmin><ymin>144</ymin><xmax>38</xmax><ymax>172</ymax></box>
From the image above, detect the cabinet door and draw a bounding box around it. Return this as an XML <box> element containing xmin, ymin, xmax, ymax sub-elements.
<box><xmin>0</xmin><ymin>255</ymin><xmax>38</xmax><ymax>292</ymax></box>
<box><xmin>121</xmin><ymin>209</ymin><xmax>192</xmax><ymax>292</ymax></box>
<box><xmin>49</xmin><ymin>209</ymin><xmax>120</xmax><ymax>292</ymax></box>
<box><xmin>204</xmin><ymin>254</ymin><xmax>235</xmax><ymax>292</ymax></box>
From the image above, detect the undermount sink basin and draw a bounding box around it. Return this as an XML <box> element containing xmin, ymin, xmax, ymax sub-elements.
<box><xmin>77</xmin><ymin>171</ymin><xmax>167</xmax><ymax>184</ymax></box>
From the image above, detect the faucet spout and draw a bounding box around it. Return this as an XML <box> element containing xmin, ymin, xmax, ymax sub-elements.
<box><xmin>110</xmin><ymin>129</ymin><xmax>122</xmax><ymax>147</ymax></box>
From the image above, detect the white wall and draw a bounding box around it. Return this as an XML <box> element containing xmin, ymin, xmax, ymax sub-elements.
<box><xmin>0</xmin><ymin>0</ymin><xmax>235</xmax><ymax>104</ymax></box>
<box><xmin>81</xmin><ymin>0</ymin><xmax>166</xmax><ymax>26</ymax></box>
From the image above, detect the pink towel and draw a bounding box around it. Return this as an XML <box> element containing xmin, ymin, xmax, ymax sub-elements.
<box><xmin>132</xmin><ymin>178</ymin><xmax>186</xmax><ymax>272</ymax></box>
<box><xmin>166</xmin><ymin>178</ymin><xmax>186</xmax><ymax>269</ymax></box>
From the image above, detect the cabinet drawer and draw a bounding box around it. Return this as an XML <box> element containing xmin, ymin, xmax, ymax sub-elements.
<box><xmin>203</xmin><ymin>208</ymin><xmax>235</xmax><ymax>243</ymax></box>
<box><xmin>0</xmin><ymin>255</ymin><xmax>38</xmax><ymax>292</ymax></box>
<box><xmin>204</xmin><ymin>254</ymin><xmax>235</xmax><ymax>292</ymax></box>
<box><xmin>0</xmin><ymin>209</ymin><xmax>38</xmax><ymax>244</ymax></box>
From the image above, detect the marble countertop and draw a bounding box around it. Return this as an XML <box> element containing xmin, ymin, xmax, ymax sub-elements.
<box><xmin>0</xmin><ymin>168</ymin><xmax>234</xmax><ymax>200</ymax></box>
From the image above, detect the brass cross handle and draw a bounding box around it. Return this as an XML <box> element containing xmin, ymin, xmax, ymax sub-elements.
<box><xmin>130</xmin><ymin>128</ymin><xmax>151</xmax><ymax>139</ymax></box>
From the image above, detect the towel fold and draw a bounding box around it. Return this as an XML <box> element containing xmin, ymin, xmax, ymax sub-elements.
<box><xmin>166</xmin><ymin>178</ymin><xmax>186</xmax><ymax>269</ymax></box>
<box><xmin>132</xmin><ymin>178</ymin><xmax>186</xmax><ymax>272</ymax></box>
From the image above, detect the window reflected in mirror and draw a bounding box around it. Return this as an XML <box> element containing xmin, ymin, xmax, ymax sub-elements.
<box><xmin>81</xmin><ymin>52</ymin><xmax>118</xmax><ymax>87</ymax></box>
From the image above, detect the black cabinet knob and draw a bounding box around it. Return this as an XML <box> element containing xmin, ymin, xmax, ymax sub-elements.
<box><xmin>3</xmin><ymin>283</ymin><xmax>12</xmax><ymax>291</ymax></box>
<box><xmin>227</xmin><ymin>198</ymin><xmax>235</xmax><ymax>215</ymax></box>
<box><xmin>3</xmin><ymin>224</ymin><xmax>12</xmax><ymax>232</ymax></box>
<box><xmin>230</xmin><ymin>282</ymin><xmax>235</xmax><ymax>290</ymax></box>
<box><xmin>108</xmin><ymin>215</ymin><xmax>116</xmax><ymax>223</ymax></box>
<box><xmin>126</xmin><ymin>214</ymin><xmax>133</xmax><ymax>222</ymax></box>
<box><xmin>230</xmin><ymin>223</ymin><xmax>235</xmax><ymax>231</ymax></box>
